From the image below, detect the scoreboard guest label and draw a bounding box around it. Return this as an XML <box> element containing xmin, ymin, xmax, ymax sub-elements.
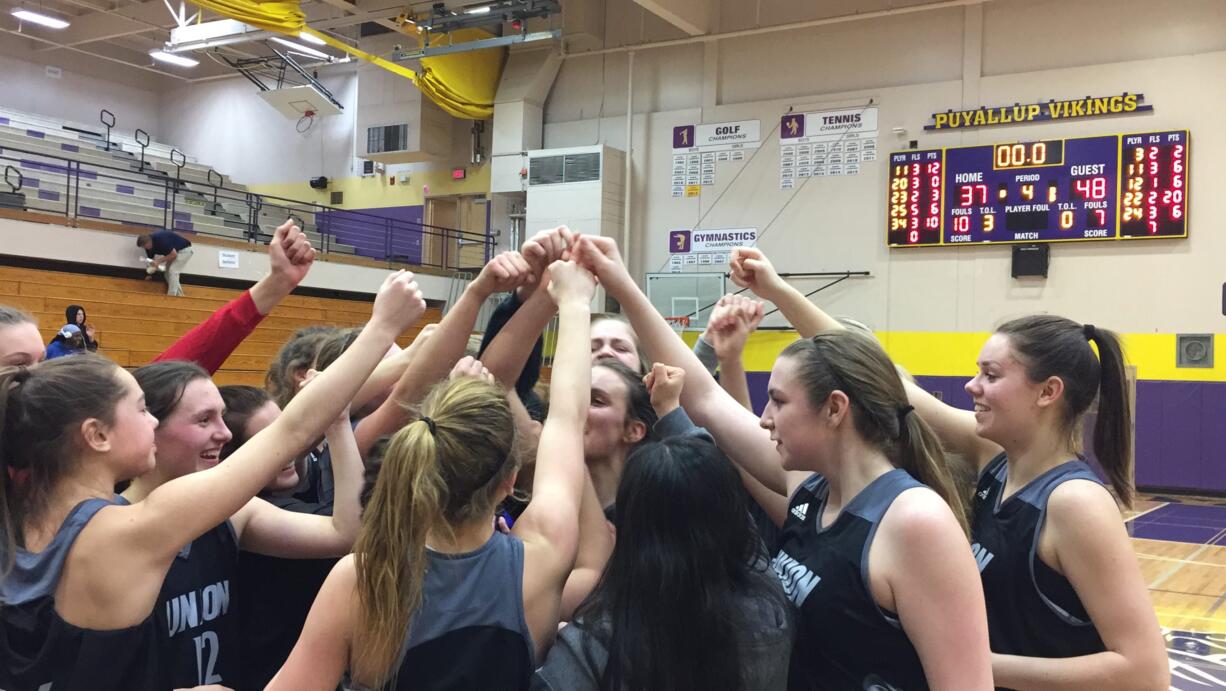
<box><xmin>887</xmin><ymin>130</ymin><xmax>1188</xmax><ymax>247</ymax></box>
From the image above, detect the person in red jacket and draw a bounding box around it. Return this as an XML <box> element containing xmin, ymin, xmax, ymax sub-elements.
<box><xmin>154</xmin><ymin>219</ymin><xmax>316</xmax><ymax>374</ymax></box>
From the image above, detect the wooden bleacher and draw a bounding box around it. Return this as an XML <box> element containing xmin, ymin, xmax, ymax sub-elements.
<box><xmin>0</xmin><ymin>265</ymin><xmax>440</xmax><ymax>387</ymax></box>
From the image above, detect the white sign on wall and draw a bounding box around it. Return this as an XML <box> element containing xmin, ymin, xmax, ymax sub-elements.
<box><xmin>218</xmin><ymin>250</ymin><xmax>240</xmax><ymax>269</ymax></box>
<box><xmin>671</xmin><ymin>119</ymin><xmax>762</xmax><ymax>198</ymax></box>
<box><xmin>779</xmin><ymin>106</ymin><xmax>879</xmax><ymax>188</ymax></box>
<box><xmin>668</xmin><ymin>228</ymin><xmax>758</xmax><ymax>254</ymax></box>
<box><xmin>672</xmin><ymin>120</ymin><xmax>762</xmax><ymax>152</ymax></box>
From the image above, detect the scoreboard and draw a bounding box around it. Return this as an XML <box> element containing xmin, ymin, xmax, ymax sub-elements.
<box><xmin>887</xmin><ymin>130</ymin><xmax>1188</xmax><ymax>247</ymax></box>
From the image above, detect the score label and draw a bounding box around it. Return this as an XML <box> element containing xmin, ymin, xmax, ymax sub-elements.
<box><xmin>1120</xmin><ymin>130</ymin><xmax>1187</xmax><ymax>238</ymax></box>
<box><xmin>887</xmin><ymin>150</ymin><xmax>943</xmax><ymax>246</ymax></box>
<box><xmin>887</xmin><ymin>130</ymin><xmax>1189</xmax><ymax>247</ymax></box>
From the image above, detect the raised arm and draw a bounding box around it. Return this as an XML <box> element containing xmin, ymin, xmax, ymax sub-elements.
<box><xmin>479</xmin><ymin>228</ymin><xmax>572</xmax><ymax>391</ymax></box>
<box><xmin>574</xmin><ymin>235</ymin><xmax>793</xmax><ymax>497</ymax></box>
<box><xmin>234</xmin><ymin>401</ymin><xmax>367</xmax><ymax>558</ymax></box>
<box><xmin>513</xmin><ymin>259</ymin><xmax>593</xmax><ymax>649</ymax></box>
<box><xmin>645</xmin><ymin>363</ymin><xmax>788</xmax><ymax>528</ymax></box>
<box><xmin>349</xmin><ymin>324</ymin><xmax>437</xmax><ymax>413</ymax></box>
<box><xmin>707</xmin><ymin>294</ymin><xmax>765</xmax><ymax>411</ymax></box>
<box><xmin>480</xmin><ymin>285</ymin><xmax>557</xmax><ymax>388</ymax></box>
<box><xmin>559</xmin><ymin>469</ymin><xmax>614</xmax><ymax>621</ymax></box>
<box><xmin>729</xmin><ymin>247</ymin><xmax>842</xmax><ymax>339</ymax></box>
<box><xmin>125</xmin><ymin>271</ymin><xmax>425</xmax><ymax>562</ymax></box>
<box><xmin>902</xmin><ymin>378</ymin><xmax>1001</xmax><ymax>473</ymax></box>
<box><xmin>354</xmin><ymin>252</ymin><xmax>534</xmax><ymax>456</ymax></box>
<box><xmin>156</xmin><ymin>219</ymin><xmax>315</xmax><ymax>373</ymax></box>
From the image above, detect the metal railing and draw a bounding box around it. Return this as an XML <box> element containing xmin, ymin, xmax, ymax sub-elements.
<box><xmin>0</xmin><ymin>142</ymin><xmax>493</xmax><ymax>272</ymax></box>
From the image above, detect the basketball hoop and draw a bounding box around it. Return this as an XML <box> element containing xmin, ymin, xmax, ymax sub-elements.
<box><xmin>664</xmin><ymin>315</ymin><xmax>690</xmax><ymax>334</ymax></box>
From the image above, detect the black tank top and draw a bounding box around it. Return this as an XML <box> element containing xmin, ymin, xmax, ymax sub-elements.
<box><xmin>153</xmin><ymin>520</ymin><xmax>242</xmax><ymax>688</ymax></box>
<box><xmin>0</xmin><ymin>497</ymin><xmax>161</xmax><ymax>691</ymax></box>
<box><xmin>773</xmin><ymin>469</ymin><xmax>928</xmax><ymax>690</ymax></box>
<box><xmin>972</xmin><ymin>454</ymin><xmax>1106</xmax><ymax>658</ymax></box>
<box><xmin>238</xmin><ymin>495</ymin><xmax>338</xmax><ymax>691</ymax></box>
<box><xmin>353</xmin><ymin>531</ymin><xmax>534</xmax><ymax>691</ymax></box>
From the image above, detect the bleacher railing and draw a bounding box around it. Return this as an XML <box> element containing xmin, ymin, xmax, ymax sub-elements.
<box><xmin>0</xmin><ymin>143</ymin><xmax>494</xmax><ymax>273</ymax></box>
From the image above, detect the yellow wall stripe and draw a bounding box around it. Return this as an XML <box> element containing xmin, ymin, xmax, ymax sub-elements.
<box><xmin>730</xmin><ymin>331</ymin><xmax>1226</xmax><ymax>382</ymax></box>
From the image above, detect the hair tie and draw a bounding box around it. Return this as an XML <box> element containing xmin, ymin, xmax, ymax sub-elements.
<box><xmin>1082</xmin><ymin>323</ymin><xmax>1096</xmax><ymax>341</ymax></box>
<box><xmin>896</xmin><ymin>404</ymin><xmax>914</xmax><ymax>433</ymax></box>
<box><xmin>419</xmin><ymin>416</ymin><xmax>438</xmax><ymax>436</ymax></box>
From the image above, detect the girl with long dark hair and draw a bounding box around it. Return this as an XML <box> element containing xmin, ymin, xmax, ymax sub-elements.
<box><xmin>537</xmin><ymin>415</ymin><xmax>791</xmax><ymax>690</ymax></box>
<box><xmin>572</xmin><ymin>236</ymin><xmax>993</xmax><ymax>690</ymax></box>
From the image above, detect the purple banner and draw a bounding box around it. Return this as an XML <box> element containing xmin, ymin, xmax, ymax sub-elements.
<box><xmin>316</xmin><ymin>204</ymin><xmax>424</xmax><ymax>264</ymax></box>
<box><xmin>672</xmin><ymin>125</ymin><xmax>695</xmax><ymax>149</ymax></box>
<box><xmin>668</xmin><ymin>229</ymin><xmax>692</xmax><ymax>253</ymax></box>
<box><xmin>780</xmin><ymin>113</ymin><xmax>804</xmax><ymax>139</ymax></box>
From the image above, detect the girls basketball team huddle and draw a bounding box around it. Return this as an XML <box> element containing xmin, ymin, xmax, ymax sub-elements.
<box><xmin>0</xmin><ymin>221</ymin><xmax>1169</xmax><ymax>690</ymax></box>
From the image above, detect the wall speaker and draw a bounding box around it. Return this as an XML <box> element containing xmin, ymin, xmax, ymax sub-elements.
<box><xmin>1011</xmin><ymin>243</ymin><xmax>1049</xmax><ymax>278</ymax></box>
<box><xmin>1176</xmin><ymin>334</ymin><xmax>1213</xmax><ymax>368</ymax></box>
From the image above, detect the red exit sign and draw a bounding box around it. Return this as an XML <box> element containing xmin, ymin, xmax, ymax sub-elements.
<box><xmin>452</xmin><ymin>168</ymin><xmax>466</xmax><ymax>180</ymax></box>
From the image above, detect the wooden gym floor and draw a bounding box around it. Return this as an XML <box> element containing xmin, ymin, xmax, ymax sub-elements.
<box><xmin>1127</xmin><ymin>494</ymin><xmax>1226</xmax><ymax>688</ymax></box>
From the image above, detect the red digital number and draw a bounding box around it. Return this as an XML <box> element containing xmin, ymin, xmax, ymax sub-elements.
<box><xmin>958</xmin><ymin>184</ymin><xmax>987</xmax><ymax>207</ymax></box>
<box><xmin>1074</xmin><ymin>177</ymin><xmax>1106</xmax><ymax>200</ymax></box>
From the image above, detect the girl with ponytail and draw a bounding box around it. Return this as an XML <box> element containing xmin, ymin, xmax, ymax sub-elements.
<box><xmin>0</xmin><ymin>270</ymin><xmax>425</xmax><ymax>691</ymax></box>
<box><xmin>269</xmin><ymin>259</ymin><xmax>595</xmax><ymax>691</ymax></box>
<box><xmin>723</xmin><ymin>247</ymin><xmax>1166</xmax><ymax>689</ymax></box>
<box><xmin>902</xmin><ymin>315</ymin><xmax>1168</xmax><ymax>690</ymax></box>
<box><xmin>572</xmin><ymin>236</ymin><xmax>991</xmax><ymax>690</ymax></box>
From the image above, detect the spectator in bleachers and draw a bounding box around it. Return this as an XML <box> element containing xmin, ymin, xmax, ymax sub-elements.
<box><xmin>44</xmin><ymin>324</ymin><xmax>86</xmax><ymax>360</ymax></box>
<box><xmin>0</xmin><ymin>304</ymin><xmax>44</xmax><ymax>367</ymax></box>
<box><xmin>136</xmin><ymin>229</ymin><xmax>194</xmax><ymax>296</ymax></box>
<box><xmin>65</xmin><ymin>304</ymin><xmax>99</xmax><ymax>351</ymax></box>
<box><xmin>155</xmin><ymin>219</ymin><xmax>316</xmax><ymax>374</ymax></box>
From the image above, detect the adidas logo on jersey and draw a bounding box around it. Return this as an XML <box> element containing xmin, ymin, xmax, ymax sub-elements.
<box><xmin>791</xmin><ymin>503</ymin><xmax>809</xmax><ymax>521</ymax></box>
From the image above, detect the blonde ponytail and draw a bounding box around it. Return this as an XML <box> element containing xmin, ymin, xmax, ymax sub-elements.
<box><xmin>353</xmin><ymin>420</ymin><xmax>444</xmax><ymax>683</ymax></box>
<box><xmin>352</xmin><ymin>375</ymin><xmax>517</xmax><ymax>683</ymax></box>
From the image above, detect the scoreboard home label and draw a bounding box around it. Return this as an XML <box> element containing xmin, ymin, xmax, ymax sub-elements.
<box><xmin>887</xmin><ymin>130</ymin><xmax>1188</xmax><ymax>247</ymax></box>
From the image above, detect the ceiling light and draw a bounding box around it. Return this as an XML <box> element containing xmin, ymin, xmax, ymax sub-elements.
<box><xmin>11</xmin><ymin>8</ymin><xmax>70</xmax><ymax>29</ymax></box>
<box><xmin>465</xmin><ymin>5</ymin><xmax>491</xmax><ymax>14</ymax></box>
<box><xmin>270</xmin><ymin>36</ymin><xmax>329</xmax><ymax>60</ymax></box>
<box><xmin>150</xmin><ymin>50</ymin><xmax>199</xmax><ymax>67</ymax></box>
<box><xmin>298</xmin><ymin>31</ymin><xmax>326</xmax><ymax>45</ymax></box>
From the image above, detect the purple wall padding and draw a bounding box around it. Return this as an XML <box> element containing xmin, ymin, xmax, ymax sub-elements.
<box><xmin>316</xmin><ymin>204</ymin><xmax>424</xmax><ymax>264</ymax></box>
<box><xmin>898</xmin><ymin>375</ymin><xmax>1226</xmax><ymax>493</ymax></box>
<box><xmin>746</xmin><ymin>371</ymin><xmax>769</xmax><ymax>416</ymax></box>
<box><xmin>747</xmin><ymin>371</ymin><xmax>1225</xmax><ymax>492</ymax></box>
<box><xmin>746</xmin><ymin>373</ymin><xmax>977</xmax><ymax>418</ymax></box>
<box><xmin>1133</xmin><ymin>380</ymin><xmax>1226</xmax><ymax>492</ymax></box>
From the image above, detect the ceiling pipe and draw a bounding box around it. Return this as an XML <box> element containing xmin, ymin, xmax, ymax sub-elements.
<box><xmin>622</xmin><ymin>50</ymin><xmax>634</xmax><ymax>279</ymax></box>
